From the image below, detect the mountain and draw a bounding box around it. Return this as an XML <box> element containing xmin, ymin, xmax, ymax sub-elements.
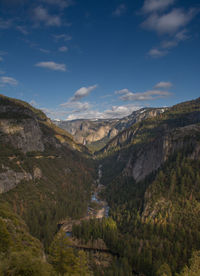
<box><xmin>94</xmin><ymin>97</ymin><xmax>200</xmax><ymax>275</ymax></box>
<box><xmin>0</xmin><ymin>94</ymin><xmax>95</xmax><ymax>248</ymax></box>
<box><xmin>54</xmin><ymin>107</ymin><xmax>166</xmax><ymax>151</ymax></box>
<box><xmin>98</xmin><ymin>98</ymin><xmax>200</xmax><ymax>181</ymax></box>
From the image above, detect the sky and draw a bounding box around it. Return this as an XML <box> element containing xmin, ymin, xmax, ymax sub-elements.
<box><xmin>0</xmin><ymin>0</ymin><xmax>200</xmax><ymax>120</ymax></box>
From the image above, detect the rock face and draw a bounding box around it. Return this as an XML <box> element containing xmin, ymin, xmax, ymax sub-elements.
<box><xmin>125</xmin><ymin>124</ymin><xmax>200</xmax><ymax>182</ymax></box>
<box><xmin>0</xmin><ymin>94</ymin><xmax>89</xmax><ymax>193</ymax></box>
<box><xmin>0</xmin><ymin>119</ymin><xmax>45</xmax><ymax>153</ymax></box>
<box><xmin>99</xmin><ymin>98</ymin><xmax>200</xmax><ymax>183</ymax></box>
<box><xmin>0</xmin><ymin>169</ymin><xmax>32</xmax><ymax>193</ymax></box>
<box><xmin>54</xmin><ymin>107</ymin><xmax>166</xmax><ymax>148</ymax></box>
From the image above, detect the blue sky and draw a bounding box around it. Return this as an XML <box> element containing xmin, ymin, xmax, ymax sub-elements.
<box><xmin>0</xmin><ymin>0</ymin><xmax>200</xmax><ymax>120</ymax></box>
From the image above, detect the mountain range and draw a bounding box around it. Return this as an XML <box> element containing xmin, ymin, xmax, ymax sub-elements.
<box><xmin>54</xmin><ymin>107</ymin><xmax>166</xmax><ymax>151</ymax></box>
<box><xmin>0</xmin><ymin>94</ymin><xmax>200</xmax><ymax>275</ymax></box>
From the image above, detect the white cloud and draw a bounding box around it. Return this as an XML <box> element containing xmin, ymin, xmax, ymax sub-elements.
<box><xmin>0</xmin><ymin>57</ymin><xmax>3</xmax><ymax>62</ymax></box>
<box><xmin>53</xmin><ymin>34</ymin><xmax>72</xmax><ymax>41</ymax></box>
<box><xmin>142</xmin><ymin>8</ymin><xmax>197</xmax><ymax>35</ymax></box>
<box><xmin>58</xmin><ymin>46</ymin><xmax>68</xmax><ymax>52</ymax></box>
<box><xmin>112</xmin><ymin>4</ymin><xmax>126</xmax><ymax>17</ymax></box>
<box><xmin>148</xmin><ymin>48</ymin><xmax>168</xmax><ymax>58</ymax></box>
<box><xmin>116</xmin><ymin>88</ymin><xmax>171</xmax><ymax>101</ymax></box>
<box><xmin>16</xmin><ymin>26</ymin><xmax>29</xmax><ymax>35</ymax></box>
<box><xmin>0</xmin><ymin>18</ymin><xmax>12</xmax><ymax>29</ymax></box>
<box><xmin>149</xmin><ymin>29</ymin><xmax>189</xmax><ymax>58</ymax></box>
<box><xmin>33</xmin><ymin>6</ymin><xmax>61</xmax><ymax>27</ymax></box>
<box><xmin>154</xmin><ymin>81</ymin><xmax>172</xmax><ymax>89</ymax></box>
<box><xmin>102</xmin><ymin>105</ymin><xmax>140</xmax><ymax>118</ymax></box>
<box><xmin>0</xmin><ymin>76</ymin><xmax>18</xmax><ymax>86</ymax></box>
<box><xmin>70</xmin><ymin>85</ymin><xmax>98</xmax><ymax>101</ymax></box>
<box><xmin>41</xmin><ymin>0</ymin><xmax>73</xmax><ymax>9</ymax></box>
<box><xmin>142</xmin><ymin>0</ymin><xmax>175</xmax><ymax>13</ymax></box>
<box><xmin>161</xmin><ymin>29</ymin><xmax>189</xmax><ymax>49</ymax></box>
<box><xmin>43</xmin><ymin>103</ymin><xmax>140</xmax><ymax>120</ymax></box>
<box><xmin>35</xmin><ymin>61</ymin><xmax>66</xmax><ymax>71</ymax></box>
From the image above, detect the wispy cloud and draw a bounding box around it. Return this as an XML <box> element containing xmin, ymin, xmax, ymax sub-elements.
<box><xmin>142</xmin><ymin>0</ymin><xmax>175</xmax><ymax>14</ymax></box>
<box><xmin>35</xmin><ymin>61</ymin><xmax>66</xmax><ymax>71</ymax></box>
<box><xmin>116</xmin><ymin>88</ymin><xmax>171</xmax><ymax>101</ymax></box>
<box><xmin>69</xmin><ymin>85</ymin><xmax>98</xmax><ymax>102</ymax></box>
<box><xmin>141</xmin><ymin>0</ymin><xmax>199</xmax><ymax>58</ymax></box>
<box><xmin>148</xmin><ymin>48</ymin><xmax>168</xmax><ymax>58</ymax></box>
<box><xmin>112</xmin><ymin>4</ymin><xmax>126</xmax><ymax>17</ymax></box>
<box><xmin>148</xmin><ymin>29</ymin><xmax>189</xmax><ymax>58</ymax></box>
<box><xmin>16</xmin><ymin>26</ymin><xmax>29</xmax><ymax>35</ymax></box>
<box><xmin>154</xmin><ymin>81</ymin><xmax>173</xmax><ymax>89</ymax></box>
<box><xmin>0</xmin><ymin>76</ymin><xmax>18</xmax><ymax>86</ymax></box>
<box><xmin>33</xmin><ymin>6</ymin><xmax>61</xmax><ymax>27</ymax></box>
<box><xmin>39</xmin><ymin>48</ymin><xmax>51</xmax><ymax>54</ymax></box>
<box><xmin>58</xmin><ymin>46</ymin><xmax>68</xmax><ymax>52</ymax></box>
<box><xmin>41</xmin><ymin>0</ymin><xmax>74</xmax><ymax>9</ymax></box>
<box><xmin>53</xmin><ymin>34</ymin><xmax>72</xmax><ymax>41</ymax></box>
<box><xmin>0</xmin><ymin>57</ymin><xmax>3</xmax><ymax>62</ymax></box>
<box><xmin>161</xmin><ymin>29</ymin><xmax>189</xmax><ymax>49</ymax></box>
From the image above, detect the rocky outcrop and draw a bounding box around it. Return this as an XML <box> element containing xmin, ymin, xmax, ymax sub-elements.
<box><xmin>0</xmin><ymin>169</ymin><xmax>32</xmax><ymax>193</ymax></box>
<box><xmin>0</xmin><ymin>119</ymin><xmax>45</xmax><ymax>153</ymax></box>
<box><xmin>33</xmin><ymin>167</ymin><xmax>42</xmax><ymax>179</ymax></box>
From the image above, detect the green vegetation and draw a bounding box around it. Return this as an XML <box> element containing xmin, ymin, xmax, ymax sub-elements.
<box><xmin>49</xmin><ymin>231</ymin><xmax>91</xmax><ymax>275</ymax></box>
<box><xmin>1</xmin><ymin>95</ymin><xmax>200</xmax><ymax>275</ymax></box>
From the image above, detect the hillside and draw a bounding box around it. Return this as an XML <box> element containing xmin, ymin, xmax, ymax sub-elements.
<box><xmin>92</xmin><ymin>97</ymin><xmax>200</xmax><ymax>275</ymax></box>
<box><xmin>0</xmin><ymin>94</ymin><xmax>95</xmax><ymax>249</ymax></box>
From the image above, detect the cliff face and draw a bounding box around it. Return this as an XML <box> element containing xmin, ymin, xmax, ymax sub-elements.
<box><xmin>125</xmin><ymin>124</ymin><xmax>200</xmax><ymax>182</ymax></box>
<box><xmin>54</xmin><ymin>107</ymin><xmax>166</xmax><ymax>149</ymax></box>
<box><xmin>99</xmin><ymin>98</ymin><xmax>200</xmax><ymax>183</ymax></box>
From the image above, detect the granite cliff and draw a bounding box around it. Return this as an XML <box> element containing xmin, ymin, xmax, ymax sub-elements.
<box><xmin>54</xmin><ymin>107</ymin><xmax>166</xmax><ymax>151</ymax></box>
<box><xmin>98</xmin><ymin>97</ymin><xmax>200</xmax><ymax>182</ymax></box>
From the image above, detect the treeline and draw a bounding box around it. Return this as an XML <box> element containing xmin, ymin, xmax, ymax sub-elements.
<box><xmin>103</xmin><ymin>149</ymin><xmax>200</xmax><ymax>275</ymax></box>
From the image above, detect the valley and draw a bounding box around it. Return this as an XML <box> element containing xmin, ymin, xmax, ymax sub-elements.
<box><xmin>1</xmin><ymin>95</ymin><xmax>200</xmax><ymax>275</ymax></box>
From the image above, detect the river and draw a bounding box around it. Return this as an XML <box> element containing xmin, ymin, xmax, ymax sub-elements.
<box><xmin>88</xmin><ymin>164</ymin><xmax>109</xmax><ymax>219</ymax></box>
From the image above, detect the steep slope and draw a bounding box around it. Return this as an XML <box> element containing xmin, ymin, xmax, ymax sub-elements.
<box><xmin>98</xmin><ymin>97</ymin><xmax>200</xmax><ymax>182</ymax></box>
<box><xmin>97</xmin><ymin>97</ymin><xmax>200</xmax><ymax>275</ymax></box>
<box><xmin>54</xmin><ymin>107</ymin><xmax>166</xmax><ymax>151</ymax></box>
<box><xmin>0</xmin><ymin>94</ymin><xmax>95</xmax><ymax>248</ymax></box>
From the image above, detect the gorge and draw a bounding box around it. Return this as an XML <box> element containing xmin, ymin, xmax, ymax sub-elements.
<box><xmin>1</xmin><ymin>94</ymin><xmax>200</xmax><ymax>275</ymax></box>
